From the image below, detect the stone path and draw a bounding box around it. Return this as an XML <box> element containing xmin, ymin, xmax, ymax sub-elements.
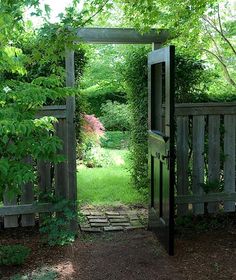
<box><xmin>80</xmin><ymin>206</ymin><xmax>148</xmax><ymax>233</ymax></box>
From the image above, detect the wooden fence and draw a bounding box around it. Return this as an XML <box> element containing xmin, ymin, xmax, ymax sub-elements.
<box><xmin>1</xmin><ymin>102</ymin><xmax>236</xmax><ymax>228</ymax></box>
<box><xmin>175</xmin><ymin>102</ymin><xmax>236</xmax><ymax>215</ymax></box>
<box><xmin>0</xmin><ymin>105</ymin><xmax>74</xmax><ymax>228</ymax></box>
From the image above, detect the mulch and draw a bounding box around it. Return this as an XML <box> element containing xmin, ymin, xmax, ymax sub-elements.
<box><xmin>0</xmin><ymin>225</ymin><xmax>236</xmax><ymax>280</ymax></box>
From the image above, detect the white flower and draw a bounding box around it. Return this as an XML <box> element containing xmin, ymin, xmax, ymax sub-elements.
<box><xmin>3</xmin><ymin>86</ymin><xmax>12</xmax><ymax>93</ymax></box>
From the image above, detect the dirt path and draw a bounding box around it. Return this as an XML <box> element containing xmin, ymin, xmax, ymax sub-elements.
<box><xmin>1</xmin><ymin>227</ymin><xmax>236</xmax><ymax>280</ymax></box>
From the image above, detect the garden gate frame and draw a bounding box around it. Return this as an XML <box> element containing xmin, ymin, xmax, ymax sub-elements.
<box><xmin>0</xmin><ymin>28</ymin><xmax>169</xmax><ymax>231</ymax></box>
<box><xmin>64</xmin><ymin>27</ymin><xmax>170</xmax><ymax>231</ymax></box>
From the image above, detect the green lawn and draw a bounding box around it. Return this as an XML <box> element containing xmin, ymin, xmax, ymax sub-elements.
<box><xmin>77</xmin><ymin>149</ymin><xmax>146</xmax><ymax>206</ymax></box>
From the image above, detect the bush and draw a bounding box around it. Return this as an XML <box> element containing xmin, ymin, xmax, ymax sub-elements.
<box><xmin>0</xmin><ymin>79</ymin><xmax>69</xmax><ymax>199</ymax></box>
<box><xmin>78</xmin><ymin>114</ymin><xmax>107</xmax><ymax>167</ymax></box>
<box><xmin>100</xmin><ymin>101</ymin><xmax>131</xmax><ymax>131</ymax></box>
<box><xmin>39</xmin><ymin>198</ymin><xmax>76</xmax><ymax>246</ymax></box>
<box><xmin>175</xmin><ymin>54</ymin><xmax>211</xmax><ymax>103</ymax></box>
<box><xmin>101</xmin><ymin>131</ymin><xmax>130</xmax><ymax>149</ymax></box>
<box><xmin>82</xmin><ymin>90</ymin><xmax>127</xmax><ymax>117</ymax></box>
<box><xmin>122</xmin><ymin>47</ymin><xmax>149</xmax><ymax>190</ymax></box>
<box><xmin>0</xmin><ymin>245</ymin><xmax>30</xmax><ymax>265</ymax></box>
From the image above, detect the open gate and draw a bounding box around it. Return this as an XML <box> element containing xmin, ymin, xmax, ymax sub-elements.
<box><xmin>148</xmin><ymin>46</ymin><xmax>175</xmax><ymax>256</ymax></box>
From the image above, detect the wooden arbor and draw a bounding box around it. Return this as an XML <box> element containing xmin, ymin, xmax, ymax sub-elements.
<box><xmin>65</xmin><ymin>27</ymin><xmax>168</xmax><ymax>229</ymax></box>
<box><xmin>0</xmin><ymin>28</ymin><xmax>168</xmax><ymax>230</ymax></box>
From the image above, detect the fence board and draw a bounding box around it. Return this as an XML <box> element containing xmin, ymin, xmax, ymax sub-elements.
<box><xmin>175</xmin><ymin>102</ymin><xmax>236</xmax><ymax>116</ymax></box>
<box><xmin>176</xmin><ymin>192</ymin><xmax>236</xmax><ymax>204</ymax></box>
<box><xmin>224</xmin><ymin>115</ymin><xmax>236</xmax><ymax>212</ymax></box>
<box><xmin>208</xmin><ymin>116</ymin><xmax>221</xmax><ymax>213</ymax></box>
<box><xmin>192</xmin><ymin>116</ymin><xmax>205</xmax><ymax>214</ymax></box>
<box><xmin>176</xmin><ymin>116</ymin><xmax>189</xmax><ymax>215</ymax></box>
<box><xmin>36</xmin><ymin>105</ymin><xmax>67</xmax><ymax>119</ymax></box>
<box><xmin>55</xmin><ymin>119</ymin><xmax>68</xmax><ymax>198</ymax></box>
<box><xmin>37</xmin><ymin>161</ymin><xmax>51</xmax><ymax>194</ymax></box>
<box><xmin>0</xmin><ymin>203</ymin><xmax>54</xmax><ymax>216</ymax></box>
<box><xmin>3</xmin><ymin>191</ymin><xmax>18</xmax><ymax>228</ymax></box>
<box><xmin>21</xmin><ymin>158</ymin><xmax>35</xmax><ymax>227</ymax></box>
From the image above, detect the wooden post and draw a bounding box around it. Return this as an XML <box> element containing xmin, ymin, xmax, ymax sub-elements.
<box><xmin>224</xmin><ymin>115</ymin><xmax>236</xmax><ymax>212</ymax></box>
<box><xmin>65</xmin><ymin>48</ymin><xmax>78</xmax><ymax>232</ymax></box>
<box><xmin>152</xmin><ymin>43</ymin><xmax>161</xmax><ymax>51</ymax></box>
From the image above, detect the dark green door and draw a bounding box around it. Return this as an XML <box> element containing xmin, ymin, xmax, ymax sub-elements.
<box><xmin>148</xmin><ymin>46</ymin><xmax>175</xmax><ymax>256</ymax></box>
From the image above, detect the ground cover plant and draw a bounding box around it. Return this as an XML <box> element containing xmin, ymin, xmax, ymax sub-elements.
<box><xmin>0</xmin><ymin>245</ymin><xmax>30</xmax><ymax>266</ymax></box>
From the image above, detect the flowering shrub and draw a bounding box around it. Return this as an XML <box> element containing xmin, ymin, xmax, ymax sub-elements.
<box><xmin>82</xmin><ymin>114</ymin><xmax>105</xmax><ymax>143</ymax></box>
<box><xmin>78</xmin><ymin>114</ymin><xmax>107</xmax><ymax>167</ymax></box>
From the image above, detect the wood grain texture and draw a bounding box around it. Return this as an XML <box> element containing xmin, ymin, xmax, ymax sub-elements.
<box><xmin>176</xmin><ymin>192</ymin><xmax>236</xmax><ymax>204</ymax></box>
<box><xmin>175</xmin><ymin>102</ymin><xmax>236</xmax><ymax>116</ymax></box>
<box><xmin>76</xmin><ymin>28</ymin><xmax>169</xmax><ymax>44</ymax></box>
<box><xmin>0</xmin><ymin>203</ymin><xmax>54</xmax><ymax>216</ymax></box>
<box><xmin>192</xmin><ymin>116</ymin><xmax>205</xmax><ymax>215</ymax></box>
<box><xmin>3</xmin><ymin>191</ymin><xmax>18</xmax><ymax>228</ymax></box>
<box><xmin>176</xmin><ymin>117</ymin><xmax>189</xmax><ymax>215</ymax></box>
<box><xmin>65</xmin><ymin>49</ymin><xmax>78</xmax><ymax>232</ymax></box>
<box><xmin>224</xmin><ymin>115</ymin><xmax>236</xmax><ymax>212</ymax></box>
<box><xmin>208</xmin><ymin>116</ymin><xmax>221</xmax><ymax>213</ymax></box>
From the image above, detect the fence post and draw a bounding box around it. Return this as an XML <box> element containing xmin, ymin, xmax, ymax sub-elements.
<box><xmin>65</xmin><ymin>48</ymin><xmax>78</xmax><ymax>232</ymax></box>
<box><xmin>224</xmin><ymin>115</ymin><xmax>236</xmax><ymax>212</ymax></box>
<box><xmin>55</xmin><ymin>119</ymin><xmax>68</xmax><ymax>199</ymax></box>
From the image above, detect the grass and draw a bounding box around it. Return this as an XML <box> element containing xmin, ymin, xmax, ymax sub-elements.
<box><xmin>77</xmin><ymin>149</ymin><xmax>146</xmax><ymax>206</ymax></box>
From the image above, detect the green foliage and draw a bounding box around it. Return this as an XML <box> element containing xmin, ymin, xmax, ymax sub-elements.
<box><xmin>100</xmin><ymin>101</ymin><xmax>130</xmax><ymax>131</ymax></box>
<box><xmin>82</xmin><ymin>91</ymin><xmax>126</xmax><ymax>117</ymax></box>
<box><xmin>0</xmin><ymin>79</ymin><xmax>72</xmax><ymax>199</ymax></box>
<box><xmin>101</xmin><ymin>131</ymin><xmax>130</xmax><ymax>149</ymax></box>
<box><xmin>118</xmin><ymin>0</ymin><xmax>235</xmax><ymax>98</ymax></box>
<box><xmin>122</xmin><ymin>46</ymin><xmax>215</xmax><ymax>190</ymax></box>
<box><xmin>39</xmin><ymin>197</ymin><xmax>76</xmax><ymax>246</ymax></box>
<box><xmin>0</xmin><ymin>244</ymin><xmax>30</xmax><ymax>265</ymax></box>
<box><xmin>175</xmin><ymin>54</ymin><xmax>211</xmax><ymax>103</ymax></box>
<box><xmin>122</xmin><ymin>46</ymin><xmax>149</xmax><ymax>190</ymax></box>
<box><xmin>80</xmin><ymin>145</ymin><xmax>111</xmax><ymax>168</ymax></box>
<box><xmin>200</xmin><ymin>180</ymin><xmax>222</xmax><ymax>194</ymax></box>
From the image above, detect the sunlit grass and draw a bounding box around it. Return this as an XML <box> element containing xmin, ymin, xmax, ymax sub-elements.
<box><xmin>77</xmin><ymin>149</ymin><xmax>146</xmax><ymax>206</ymax></box>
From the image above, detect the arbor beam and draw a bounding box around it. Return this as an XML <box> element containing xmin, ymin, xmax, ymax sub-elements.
<box><xmin>76</xmin><ymin>28</ymin><xmax>169</xmax><ymax>44</ymax></box>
